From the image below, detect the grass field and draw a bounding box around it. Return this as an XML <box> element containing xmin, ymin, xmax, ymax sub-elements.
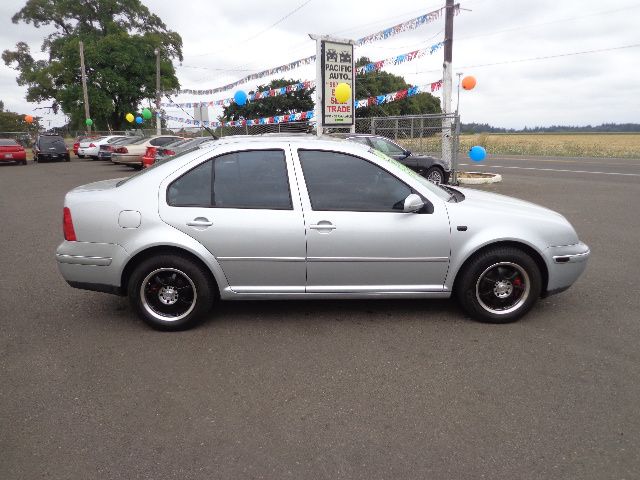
<box><xmin>401</xmin><ymin>133</ymin><xmax>640</xmax><ymax>158</ymax></box>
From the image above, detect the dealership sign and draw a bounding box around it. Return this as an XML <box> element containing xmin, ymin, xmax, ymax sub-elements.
<box><xmin>321</xmin><ymin>40</ymin><xmax>354</xmax><ymax>127</ymax></box>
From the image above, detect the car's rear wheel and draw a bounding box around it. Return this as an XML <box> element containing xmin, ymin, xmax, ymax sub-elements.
<box><xmin>128</xmin><ymin>254</ymin><xmax>215</xmax><ymax>330</ymax></box>
<box><xmin>64</xmin><ymin>154</ymin><xmax>70</xmax><ymax>162</ymax></box>
<box><xmin>20</xmin><ymin>160</ymin><xmax>27</xmax><ymax>165</ymax></box>
<box><xmin>425</xmin><ymin>166</ymin><xmax>444</xmax><ymax>184</ymax></box>
<box><xmin>455</xmin><ymin>247</ymin><xmax>542</xmax><ymax>323</ymax></box>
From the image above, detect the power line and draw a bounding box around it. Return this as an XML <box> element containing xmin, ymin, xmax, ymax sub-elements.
<box><xmin>411</xmin><ymin>43</ymin><xmax>640</xmax><ymax>73</ymax></box>
<box><xmin>188</xmin><ymin>0</ymin><xmax>313</xmax><ymax>58</ymax></box>
<box><xmin>457</xmin><ymin>4</ymin><xmax>640</xmax><ymax>42</ymax></box>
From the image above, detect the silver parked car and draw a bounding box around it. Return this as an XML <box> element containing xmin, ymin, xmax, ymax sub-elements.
<box><xmin>56</xmin><ymin>135</ymin><xmax>590</xmax><ymax>330</ymax></box>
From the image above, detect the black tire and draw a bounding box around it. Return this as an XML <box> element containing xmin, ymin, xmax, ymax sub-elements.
<box><xmin>33</xmin><ymin>154</ymin><xmax>38</xmax><ymax>163</ymax></box>
<box><xmin>455</xmin><ymin>247</ymin><xmax>542</xmax><ymax>324</ymax></box>
<box><xmin>127</xmin><ymin>254</ymin><xmax>216</xmax><ymax>331</ymax></box>
<box><xmin>425</xmin><ymin>166</ymin><xmax>445</xmax><ymax>184</ymax></box>
<box><xmin>21</xmin><ymin>160</ymin><xmax>27</xmax><ymax>165</ymax></box>
<box><xmin>64</xmin><ymin>154</ymin><xmax>70</xmax><ymax>162</ymax></box>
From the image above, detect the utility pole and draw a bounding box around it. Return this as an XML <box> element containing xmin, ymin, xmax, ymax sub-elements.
<box><xmin>79</xmin><ymin>41</ymin><xmax>91</xmax><ymax>133</ymax></box>
<box><xmin>155</xmin><ymin>48</ymin><xmax>162</xmax><ymax>135</ymax></box>
<box><xmin>441</xmin><ymin>0</ymin><xmax>455</xmax><ymax>180</ymax></box>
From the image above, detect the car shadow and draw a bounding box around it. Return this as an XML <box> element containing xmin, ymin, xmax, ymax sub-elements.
<box><xmin>97</xmin><ymin>295</ymin><xmax>466</xmax><ymax>331</ymax></box>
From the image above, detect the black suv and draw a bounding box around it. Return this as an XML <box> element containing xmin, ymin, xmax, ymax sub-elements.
<box><xmin>332</xmin><ymin>133</ymin><xmax>450</xmax><ymax>184</ymax></box>
<box><xmin>33</xmin><ymin>134</ymin><xmax>70</xmax><ymax>163</ymax></box>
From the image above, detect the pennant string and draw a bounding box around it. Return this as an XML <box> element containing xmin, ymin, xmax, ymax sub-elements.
<box><xmin>177</xmin><ymin>5</ymin><xmax>458</xmax><ymax>95</ymax></box>
<box><xmin>165</xmin><ymin>80</ymin><xmax>442</xmax><ymax>127</ymax></box>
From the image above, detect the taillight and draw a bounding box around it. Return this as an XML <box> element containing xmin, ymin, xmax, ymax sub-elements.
<box><xmin>145</xmin><ymin>146</ymin><xmax>157</xmax><ymax>158</ymax></box>
<box><xmin>89</xmin><ymin>143</ymin><xmax>96</xmax><ymax>148</ymax></box>
<box><xmin>114</xmin><ymin>146</ymin><xmax>128</xmax><ymax>154</ymax></box>
<box><xmin>164</xmin><ymin>149</ymin><xmax>175</xmax><ymax>156</ymax></box>
<box><xmin>63</xmin><ymin>207</ymin><xmax>77</xmax><ymax>241</ymax></box>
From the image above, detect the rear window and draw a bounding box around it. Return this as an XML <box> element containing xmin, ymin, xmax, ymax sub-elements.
<box><xmin>128</xmin><ymin>137</ymin><xmax>150</xmax><ymax>145</ymax></box>
<box><xmin>0</xmin><ymin>139</ymin><xmax>19</xmax><ymax>146</ymax></box>
<box><xmin>39</xmin><ymin>136</ymin><xmax>65</xmax><ymax>147</ymax></box>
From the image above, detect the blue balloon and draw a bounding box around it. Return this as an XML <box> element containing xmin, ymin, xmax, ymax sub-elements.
<box><xmin>135</xmin><ymin>116</ymin><xmax>143</xmax><ymax>124</ymax></box>
<box><xmin>469</xmin><ymin>145</ymin><xmax>486</xmax><ymax>162</ymax></box>
<box><xmin>234</xmin><ymin>90</ymin><xmax>248</xmax><ymax>106</ymax></box>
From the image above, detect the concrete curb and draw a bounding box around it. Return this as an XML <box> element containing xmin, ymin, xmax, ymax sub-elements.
<box><xmin>457</xmin><ymin>172</ymin><xmax>502</xmax><ymax>185</ymax></box>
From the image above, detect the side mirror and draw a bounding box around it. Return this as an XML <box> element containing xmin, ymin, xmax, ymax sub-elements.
<box><xmin>403</xmin><ymin>193</ymin><xmax>425</xmax><ymax>213</ymax></box>
<box><xmin>403</xmin><ymin>150</ymin><xmax>412</xmax><ymax>157</ymax></box>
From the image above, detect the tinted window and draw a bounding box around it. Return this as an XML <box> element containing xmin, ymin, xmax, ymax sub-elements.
<box><xmin>167</xmin><ymin>160</ymin><xmax>213</xmax><ymax>207</ymax></box>
<box><xmin>38</xmin><ymin>136</ymin><xmax>65</xmax><ymax>147</ymax></box>
<box><xmin>151</xmin><ymin>137</ymin><xmax>181</xmax><ymax>146</ymax></box>
<box><xmin>299</xmin><ymin>150</ymin><xmax>411</xmax><ymax>212</ymax></box>
<box><xmin>167</xmin><ymin>150</ymin><xmax>291</xmax><ymax>209</ymax></box>
<box><xmin>213</xmin><ymin>150</ymin><xmax>291</xmax><ymax>209</ymax></box>
<box><xmin>369</xmin><ymin>137</ymin><xmax>405</xmax><ymax>156</ymax></box>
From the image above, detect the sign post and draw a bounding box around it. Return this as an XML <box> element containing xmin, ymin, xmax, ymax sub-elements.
<box><xmin>309</xmin><ymin>35</ymin><xmax>356</xmax><ymax>136</ymax></box>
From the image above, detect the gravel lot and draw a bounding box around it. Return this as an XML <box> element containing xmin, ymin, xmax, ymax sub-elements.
<box><xmin>1</xmin><ymin>155</ymin><xmax>639</xmax><ymax>479</ymax></box>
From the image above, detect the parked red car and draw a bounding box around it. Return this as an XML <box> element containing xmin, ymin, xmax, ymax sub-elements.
<box><xmin>0</xmin><ymin>138</ymin><xmax>27</xmax><ymax>165</ymax></box>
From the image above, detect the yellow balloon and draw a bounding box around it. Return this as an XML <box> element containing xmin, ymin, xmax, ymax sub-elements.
<box><xmin>125</xmin><ymin>113</ymin><xmax>134</xmax><ymax>123</ymax></box>
<box><xmin>335</xmin><ymin>83</ymin><xmax>351</xmax><ymax>104</ymax></box>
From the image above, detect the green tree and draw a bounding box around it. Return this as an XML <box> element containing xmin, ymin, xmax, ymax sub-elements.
<box><xmin>355</xmin><ymin>57</ymin><xmax>441</xmax><ymax>117</ymax></box>
<box><xmin>2</xmin><ymin>0</ymin><xmax>183</xmax><ymax>130</ymax></box>
<box><xmin>222</xmin><ymin>79</ymin><xmax>315</xmax><ymax>121</ymax></box>
<box><xmin>0</xmin><ymin>101</ymin><xmax>41</xmax><ymax>131</ymax></box>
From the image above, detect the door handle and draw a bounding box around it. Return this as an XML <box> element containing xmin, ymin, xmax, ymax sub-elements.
<box><xmin>186</xmin><ymin>217</ymin><xmax>213</xmax><ymax>227</ymax></box>
<box><xmin>310</xmin><ymin>222</ymin><xmax>336</xmax><ymax>230</ymax></box>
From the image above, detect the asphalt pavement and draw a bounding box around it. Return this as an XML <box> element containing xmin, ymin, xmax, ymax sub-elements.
<box><xmin>1</xmin><ymin>155</ymin><xmax>639</xmax><ymax>479</ymax></box>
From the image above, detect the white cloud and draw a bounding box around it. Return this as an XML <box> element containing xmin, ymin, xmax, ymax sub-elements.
<box><xmin>1</xmin><ymin>0</ymin><xmax>638</xmax><ymax>128</ymax></box>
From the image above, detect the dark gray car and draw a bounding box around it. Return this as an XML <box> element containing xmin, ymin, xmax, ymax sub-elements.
<box><xmin>33</xmin><ymin>134</ymin><xmax>70</xmax><ymax>163</ymax></box>
<box><xmin>333</xmin><ymin>133</ymin><xmax>450</xmax><ymax>184</ymax></box>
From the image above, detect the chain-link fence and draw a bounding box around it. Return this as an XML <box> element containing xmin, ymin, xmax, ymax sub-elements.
<box><xmin>354</xmin><ymin>113</ymin><xmax>461</xmax><ymax>183</ymax></box>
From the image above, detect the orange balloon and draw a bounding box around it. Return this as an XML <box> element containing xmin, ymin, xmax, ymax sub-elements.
<box><xmin>462</xmin><ymin>76</ymin><xmax>476</xmax><ymax>90</ymax></box>
<box><xmin>24</xmin><ymin>115</ymin><xmax>34</xmax><ymax>123</ymax></box>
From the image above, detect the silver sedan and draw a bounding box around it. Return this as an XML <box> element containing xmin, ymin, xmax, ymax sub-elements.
<box><xmin>56</xmin><ymin>135</ymin><xmax>590</xmax><ymax>330</ymax></box>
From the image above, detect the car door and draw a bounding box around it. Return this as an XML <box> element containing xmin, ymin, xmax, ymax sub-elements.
<box><xmin>158</xmin><ymin>145</ymin><xmax>306</xmax><ymax>293</ymax></box>
<box><xmin>294</xmin><ymin>149</ymin><xmax>451</xmax><ymax>293</ymax></box>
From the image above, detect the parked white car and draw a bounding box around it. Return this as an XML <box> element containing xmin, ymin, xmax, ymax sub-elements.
<box><xmin>111</xmin><ymin>135</ymin><xmax>183</xmax><ymax>168</ymax></box>
<box><xmin>78</xmin><ymin>136</ymin><xmax>130</xmax><ymax>159</ymax></box>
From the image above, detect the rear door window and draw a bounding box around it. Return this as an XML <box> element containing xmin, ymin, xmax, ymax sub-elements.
<box><xmin>167</xmin><ymin>149</ymin><xmax>292</xmax><ymax>210</ymax></box>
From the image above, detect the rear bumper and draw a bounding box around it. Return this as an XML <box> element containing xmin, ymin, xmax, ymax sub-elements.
<box><xmin>111</xmin><ymin>154</ymin><xmax>142</xmax><ymax>166</ymax></box>
<box><xmin>544</xmin><ymin>242</ymin><xmax>590</xmax><ymax>296</ymax></box>
<box><xmin>56</xmin><ymin>241</ymin><xmax>128</xmax><ymax>293</ymax></box>
<box><xmin>78</xmin><ymin>147</ymin><xmax>99</xmax><ymax>156</ymax></box>
<box><xmin>37</xmin><ymin>153</ymin><xmax>68</xmax><ymax>161</ymax></box>
<box><xmin>1</xmin><ymin>152</ymin><xmax>26</xmax><ymax>161</ymax></box>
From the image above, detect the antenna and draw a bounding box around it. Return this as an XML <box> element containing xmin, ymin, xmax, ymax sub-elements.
<box><xmin>163</xmin><ymin>94</ymin><xmax>218</xmax><ymax>140</ymax></box>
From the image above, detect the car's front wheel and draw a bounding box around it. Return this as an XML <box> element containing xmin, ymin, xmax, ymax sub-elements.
<box><xmin>425</xmin><ymin>166</ymin><xmax>445</xmax><ymax>184</ymax></box>
<box><xmin>128</xmin><ymin>254</ymin><xmax>216</xmax><ymax>330</ymax></box>
<box><xmin>455</xmin><ymin>247</ymin><xmax>542</xmax><ymax>323</ymax></box>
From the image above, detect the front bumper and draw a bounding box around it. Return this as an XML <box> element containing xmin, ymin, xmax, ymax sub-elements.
<box><xmin>544</xmin><ymin>241</ymin><xmax>590</xmax><ymax>296</ymax></box>
<box><xmin>56</xmin><ymin>241</ymin><xmax>129</xmax><ymax>295</ymax></box>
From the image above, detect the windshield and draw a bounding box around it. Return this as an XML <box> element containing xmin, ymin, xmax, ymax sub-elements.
<box><xmin>369</xmin><ymin>149</ymin><xmax>451</xmax><ymax>200</ymax></box>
